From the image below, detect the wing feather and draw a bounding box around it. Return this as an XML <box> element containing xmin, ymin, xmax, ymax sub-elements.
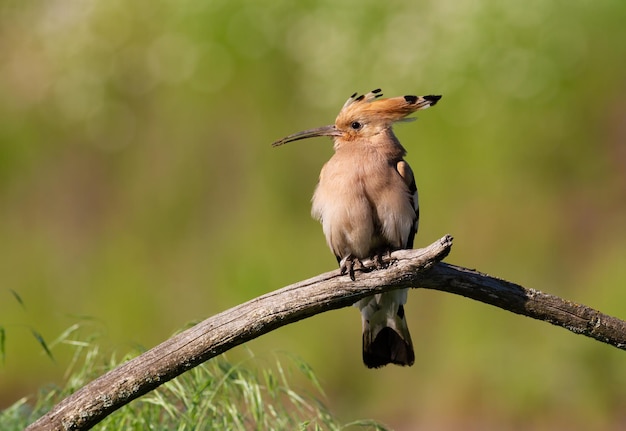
<box><xmin>395</xmin><ymin>160</ymin><xmax>419</xmax><ymax>248</ymax></box>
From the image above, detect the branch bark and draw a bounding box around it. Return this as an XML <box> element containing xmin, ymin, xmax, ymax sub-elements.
<box><xmin>27</xmin><ymin>234</ymin><xmax>626</xmax><ymax>430</ymax></box>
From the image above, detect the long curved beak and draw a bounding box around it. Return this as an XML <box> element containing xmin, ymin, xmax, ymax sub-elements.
<box><xmin>272</xmin><ymin>125</ymin><xmax>340</xmax><ymax>147</ymax></box>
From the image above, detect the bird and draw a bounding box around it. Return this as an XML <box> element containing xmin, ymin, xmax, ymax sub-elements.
<box><xmin>272</xmin><ymin>89</ymin><xmax>441</xmax><ymax>368</ymax></box>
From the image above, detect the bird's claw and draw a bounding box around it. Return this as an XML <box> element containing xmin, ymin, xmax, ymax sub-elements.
<box><xmin>340</xmin><ymin>250</ymin><xmax>394</xmax><ymax>280</ymax></box>
<box><xmin>372</xmin><ymin>249</ymin><xmax>393</xmax><ymax>269</ymax></box>
<box><xmin>339</xmin><ymin>255</ymin><xmax>363</xmax><ymax>281</ymax></box>
<box><xmin>372</xmin><ymin>254</ymin><xmax>384</xmax><ymax>269</ymax></box>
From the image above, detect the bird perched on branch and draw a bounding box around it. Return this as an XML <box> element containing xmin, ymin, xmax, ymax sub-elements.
<box><xmin>273</xmin><ymin>89</ymin><xmax>441</xmax><ymax>368</ymax></box>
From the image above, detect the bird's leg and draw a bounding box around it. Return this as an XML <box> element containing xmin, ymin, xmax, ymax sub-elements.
<box><xmin>384</xmin><ymin>248</ymin><xmax>393</xmax><ymax>263</ymax></box>
<box><xmin>372</xmin><ymin>253</ymin><xmax>384</xmax><ymax>269</ymax></box>
<box><xmin>372</xmin><ymin>248</ymin><xmax>394</xmax><ymax>269</ymax></box>
<box><xmin>339</xmin><ymin>254</ymin><xmax>363</xmax><ymax>281</ymax></box>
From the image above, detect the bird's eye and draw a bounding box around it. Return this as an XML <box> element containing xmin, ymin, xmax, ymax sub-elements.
<box><xmin>351</xmin><ymin>121</ymin><xmax>362</xmax><ymax>130</ymax></box>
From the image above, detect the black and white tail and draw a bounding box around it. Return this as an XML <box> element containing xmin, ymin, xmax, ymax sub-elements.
<box><xmin>357</xmin><ymin>289</ymin><xmax>414</xmax><ymax>368</ymax></box>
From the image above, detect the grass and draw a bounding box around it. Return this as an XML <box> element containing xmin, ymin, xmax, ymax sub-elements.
<box><xmin>0</xmin><ymin>324</ymin><xmax>389</xmax><ymax>431</ymax></box>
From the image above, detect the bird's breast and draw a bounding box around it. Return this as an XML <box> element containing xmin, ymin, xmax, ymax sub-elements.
<box><xmin>311</xmin><ymin>150</ymin><xmax>413</xmax><ymax>259</ymax></box>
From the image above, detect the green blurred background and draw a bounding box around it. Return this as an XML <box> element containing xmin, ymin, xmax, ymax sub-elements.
<box><xmin>2</xmin><ymin>0</ymin><xmax>626</xmax><ymax>429</ymax></box>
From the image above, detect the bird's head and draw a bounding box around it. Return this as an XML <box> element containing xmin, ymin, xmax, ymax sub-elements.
<box><xmin>272</xmin><ymin>89</ymin><xmax>441</xmax><ymax>148</ymax></box>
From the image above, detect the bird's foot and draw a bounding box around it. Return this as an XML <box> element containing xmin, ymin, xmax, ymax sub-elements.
<box><xmin>339</xmin><ymin>255</ymin><xmax>363</xmax><ymax>281</ymax></box>
<box><xmin>372</xmin><ymin>249</ymin><xmax>394</xmax><ymax>270</ymax></box>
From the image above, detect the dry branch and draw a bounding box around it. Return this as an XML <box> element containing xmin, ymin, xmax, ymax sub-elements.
<box><xmin>27</xmin><ymin>234</ymin><xmax>626</xmax><ymax>430</ymax></box>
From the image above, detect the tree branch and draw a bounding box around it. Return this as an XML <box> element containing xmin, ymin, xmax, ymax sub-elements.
<box><xmin>27</xmin><ymin>234</ymin><xmax>626</xmax><ymax>430</ymax></box>
<box><xmin>419</xmin><ymin>263</ymin><xmax>626</xmax><ymax>348</ymax></box>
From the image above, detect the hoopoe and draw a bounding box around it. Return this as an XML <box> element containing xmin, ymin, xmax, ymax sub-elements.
<box><xmin>273</xmin><ymin>89</ymin><xmax>441</xmax><ymax>368</ymax></box>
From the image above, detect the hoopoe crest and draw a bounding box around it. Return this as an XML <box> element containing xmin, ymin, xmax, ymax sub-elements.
<box><xmin>273</xmin><ymin>89</ymin><xmax>441</xmax><ymax>368</ymax></box>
